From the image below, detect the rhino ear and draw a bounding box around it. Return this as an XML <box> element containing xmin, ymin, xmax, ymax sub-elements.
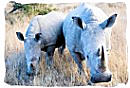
<box><xmin>72</xmin><ymin>17</ymin><xmax>86</xmax><ymax>29</ymax></box>
<box><xmin>100</xmin><ymin>14</ymin><xmax>117</xmax><ymax>29</ymax></box>
<box><xmin>35</xmin><ymin>33</ymin><xmax>42</xmax><ymax>42</ymax></box>
<box><xmin>16</xmin><ymin>32</ymin><xmax>24</xmax><ymax>41</ymax></box>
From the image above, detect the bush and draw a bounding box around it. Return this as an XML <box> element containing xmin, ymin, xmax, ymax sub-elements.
<box><xmin>10</xmin><ymin>2</ymin><xmax>57</xmax><ymax>16</ymax></box>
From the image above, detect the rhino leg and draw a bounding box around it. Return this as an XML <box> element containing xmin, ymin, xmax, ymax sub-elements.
<box><xmin>74</xmin><ymin>52</ymin><xmax>86</xmax><ymax>74</ymax></box>
<box><xmin>73</xmin><ymin>52</ymin><xmax>91</xmax><ymax>84</ymax></box>
<box><xmin>69</xmin><ymin>51</ymin><xmax>84</xmax><ymax>73</ymax></box>
<box><xmin>45</xmin><ymin>46</ymin><xmax>55</xmax><ymax>68</ymax></box>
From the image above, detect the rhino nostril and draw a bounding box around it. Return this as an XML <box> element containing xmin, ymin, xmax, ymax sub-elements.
<box><xmin>30</xmin><ymin>63</ymin><xmax>33</xmax><ymax>67</ymax></box>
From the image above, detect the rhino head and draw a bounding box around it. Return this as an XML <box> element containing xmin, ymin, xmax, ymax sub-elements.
<box><xmin>72</xmin><ymin>13</ymin><xmax>117</xmax><ymax>83</ymax></box>
<box><xmin>16</xmin><ymin>32</ymin><xmax>42</xmax><ymax>76</ymax></box>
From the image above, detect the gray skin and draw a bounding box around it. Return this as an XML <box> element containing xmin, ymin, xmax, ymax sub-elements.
<box><xmin>16</xmin><ymin>11</ymin><xmax>65</xmax><ymax>76</ymax></box>
<box><xmin>63</xmin><ymin>3</ymin><xmax>117</xmax><ymax>83</ymax></box>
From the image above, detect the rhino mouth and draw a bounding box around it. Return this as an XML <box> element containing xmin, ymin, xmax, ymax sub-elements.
<box><xmin>26</xmin><ymin>71</ymin><xmax>35</xmax><ymax>76</ymax></box>
<box><xmin>26</xmin><ymin>68</ymin><xmax>36</xmax><ymax>76</ymax></box>
<box><xmin>91</xmin><ymin>72</ymin><xmax>112</xmax><ymax>83</ymax></box>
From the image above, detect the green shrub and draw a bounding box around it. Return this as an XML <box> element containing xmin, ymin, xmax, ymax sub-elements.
<box><xmin>11</xmin><ymin>2</ymin><xmax>57</xmax><ymax>16</ymax></box>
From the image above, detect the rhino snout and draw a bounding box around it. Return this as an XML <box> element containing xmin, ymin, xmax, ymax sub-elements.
<box><xmin>91</xmin><ymin>71</ymin><xmax>112</xmax><ymax>83</ymax></box>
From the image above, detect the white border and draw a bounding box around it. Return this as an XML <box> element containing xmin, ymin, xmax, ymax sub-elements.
<box><xmin>0</xmin><ymin>0</ymin><xmax>129</xmax><ymax>88</ymax></box>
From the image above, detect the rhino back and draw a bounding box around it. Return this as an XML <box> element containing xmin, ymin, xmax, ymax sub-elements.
<box><xmin>63</xmin><ymin>3</ymin><xmax>108</xmax><ymax>33</ymax></box>
<box><xmin>26</xmin><ymin>11</ymin><xmax>65</xmax><ymax>46</ymax></box>
<box><xmin>63</xmin><ymin>3</ymin><xmax>110</xmax><ymax>50</ymax></box>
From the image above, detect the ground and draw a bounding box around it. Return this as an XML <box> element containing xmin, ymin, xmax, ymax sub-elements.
<box><xmin>4</xmin><ymin>2</ymin><xmax>128</xmax><ymax>87</ymax></box>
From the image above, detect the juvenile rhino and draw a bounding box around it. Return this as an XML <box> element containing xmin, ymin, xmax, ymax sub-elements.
<box><xmin>16</xmin><ymin>11</ymin><xmax>65</xmax><ymax>76</ymax></box>
<box><xmin>63</xmin><ymin>3</ymin><xmax>117</xmax><ymax>83</ymax></box>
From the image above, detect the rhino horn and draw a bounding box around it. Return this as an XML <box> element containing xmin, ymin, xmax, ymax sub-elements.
<box><xmin>101</xmin><ymin>46</ymin><xmax>105</xmax><ymax>66</ymax></box>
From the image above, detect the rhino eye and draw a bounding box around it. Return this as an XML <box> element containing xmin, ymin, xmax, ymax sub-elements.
<box><xmin>96</xmin><ymin>48</ymin><xmax>101</xmax><ymax>56</ymax></box>
<box><xmin>87</xmin><ymin>55</ymin><xmax>89</xmax><ymax>59</ymax></box>
<box><xmin>106</xmin><ymin>50</ymin><xmax>110</xmax><ymax>55</ymax></box>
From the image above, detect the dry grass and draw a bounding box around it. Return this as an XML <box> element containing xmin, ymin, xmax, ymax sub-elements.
<box><xmin>4</xmin><ymin>2</ymin><xmax>128</xmax><ymax>87</ymax></box>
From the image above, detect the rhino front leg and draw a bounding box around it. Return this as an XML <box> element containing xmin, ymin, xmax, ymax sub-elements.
<box><xmin>71</xmin><ymin>51</ymin><xmax>91</xmax><ymax>85</ymax></box>
<box><xmin>69</xmin><ymin>51</ymin><xmax>83</xmax><ymax>73</ymax></box>
<box><xmin>45</xmin><ymin>46</ymin><xmax>55</xmax><ymax>68</ymax></box>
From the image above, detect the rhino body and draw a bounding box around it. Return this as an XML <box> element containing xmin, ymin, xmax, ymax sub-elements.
<box><xmin>25</xmin><ymin>11</ymin><xmax>65</xmax><ymax>48</ymax></box>
<box><xmin>16</xmin><ymin>11</ymin><xmax>65</xmax><ymax>75</ymax></box>
<box><xmin>63</xmin><ymin>3</ymin><xmax>117</xmax><ymax>83</ymax></box>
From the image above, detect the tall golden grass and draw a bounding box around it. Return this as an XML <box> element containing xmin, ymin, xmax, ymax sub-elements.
<box><xmin>4</xmin><ymin>2</ymin><xmax>128</xmax><ymax>87</ymax></box>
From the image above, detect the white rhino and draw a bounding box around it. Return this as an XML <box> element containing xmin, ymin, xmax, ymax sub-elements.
<box><xmin>63</xmin><ymin>3</ymin><xmax>117</xmax><ymax>83</ymax></box>
<box><xmin>16</xmin><ymin>11</ymin><xmax>65</xmax><ymax>76</ymax></box>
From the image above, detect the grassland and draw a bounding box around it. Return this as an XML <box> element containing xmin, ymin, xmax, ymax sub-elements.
<box><xmin>4</xmin><ymin>2</ymin><xmax>128</xmax><ymax>87</ymax></box>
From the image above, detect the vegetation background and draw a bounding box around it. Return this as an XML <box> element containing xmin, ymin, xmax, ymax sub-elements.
<box><xmin>4</xmin><ymin>1</ymin><xmax>128</xmax><ymax>87</ymax></box>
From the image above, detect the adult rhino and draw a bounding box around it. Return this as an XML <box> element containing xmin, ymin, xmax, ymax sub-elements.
<box><xmin>63</xmin><ymin>3</ymin><xmax>117</xmax><ymax>83</ymax></box>
<box><xmin>16</xmin><ymin>11</ymin><xmax>65</xmax><ymax>76</ymax></box>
